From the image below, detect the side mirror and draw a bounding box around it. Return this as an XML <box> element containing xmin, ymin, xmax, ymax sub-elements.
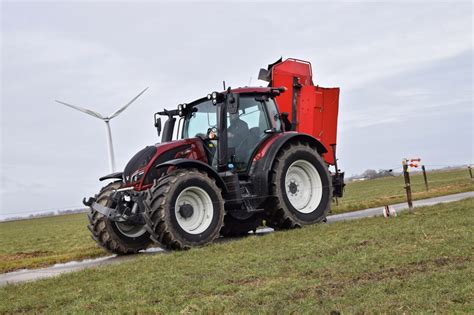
<box><xmin>154</xmin><ymin>114</ymin><xmax>162</xmax><ymax>137</ymax></box>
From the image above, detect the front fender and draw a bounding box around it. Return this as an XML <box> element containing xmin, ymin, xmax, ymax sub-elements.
<box><xmin>156</xmin><ymin>159</ymin><xmax>228</xmax><ymax>194</ymax></box>
<box><xmin>99</xmin><ymin>172</ymin><xmax>124</xmax><ymax>181</ymax></box>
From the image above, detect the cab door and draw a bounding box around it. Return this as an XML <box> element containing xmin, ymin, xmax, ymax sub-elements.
<box><xmin>227</xmin><ymin>95</ymin><xmax>281</xmax><ymax>172</ymax></box>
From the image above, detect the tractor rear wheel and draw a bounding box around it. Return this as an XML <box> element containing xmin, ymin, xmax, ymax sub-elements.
<box><xmin>265</xmin><ymin>141</ymin><xmax>332</xmax><ymax>229</ymax></box>
<box><xmin>143</xmin><ymin>169</ymin><xmax>225</xmax><ymax>250</ymax></box>
<box><xmin>87</xmin><ymin>181</ymin><xmax>152</xmax><ymax>254</ymax></box>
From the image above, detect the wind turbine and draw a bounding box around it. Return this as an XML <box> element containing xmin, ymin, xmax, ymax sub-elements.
<box><xmin>56</xmin><ymin>87</ymin><xmax>149</xmax><ymax>173</ymax></box>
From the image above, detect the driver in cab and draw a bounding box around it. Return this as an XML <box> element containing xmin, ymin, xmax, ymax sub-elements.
<box><xmin>228</xmin><ymin>112</ymin><xmax>251</xmax><ymax>157</ymax></box>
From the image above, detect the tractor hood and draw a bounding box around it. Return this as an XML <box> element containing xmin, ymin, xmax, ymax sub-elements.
<box><xmin>123</xmin><ymin>145</ymin><xmax>157</xmax><ymax>183</ymax></box>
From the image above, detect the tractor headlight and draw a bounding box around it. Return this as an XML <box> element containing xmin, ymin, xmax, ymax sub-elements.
<box><xmin>208</xmin><ymin>91</ymin><xmax>221</xmax><ymax>105</ymax></box>
<box><xmin>131</xmin><ymin>169</ymin><xmax>145</xmax><ymax>183</ymax></box>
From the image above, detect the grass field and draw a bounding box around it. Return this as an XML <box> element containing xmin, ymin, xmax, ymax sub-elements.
<box><xmin>0</xmin><ymin>214</ymin><xmax>105</xmax><ymax>273</ymax></box>
<box><xmin>332</xmin><ymin>168</ymin><xmax>473</xmax><ymax>213</ymax></box>
<box><xmin>0</xmin><ymin>168</ymin><xmax>472</xmax><ymax>274</ymax></box>
<box><xmin>1</xmin><ymin>198</ymin><xmax>472</xmax><ymax>313</ymax></box>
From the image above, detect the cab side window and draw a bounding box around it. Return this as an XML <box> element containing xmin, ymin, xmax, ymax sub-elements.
<box><xmin>227</xmin><ymin>96</ymin><xmax>271</xmax><ymax>171</ymax></box>
<box><xmin>265</xmin><ymin>99</ymin><xmax>282</xmax><ymax>131</ymax></box>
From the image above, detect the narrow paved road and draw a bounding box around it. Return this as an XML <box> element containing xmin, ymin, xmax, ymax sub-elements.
<box><xmin>1</xmin><ymin>191</ymin><xmax>472</xmax><ymax>286</ymax></box>
<box><xmin>327</xmin><ymin>191</ymin><xmax>473</xmax><ymax>223</ymax></box>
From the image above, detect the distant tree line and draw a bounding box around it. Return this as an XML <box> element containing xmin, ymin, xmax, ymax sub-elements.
<box><xmin>360</xmin><ymin>169</ymin><xmax>395</xmax><ymax>179</ymax></box>
<box><xmin>2</xmin><ymin>208</ymin><xmax>88</xmax><ymax>222</ymax></box>
<box><xmin>348</xmin><ymin>169</ymin><xmax>396</xmax><ymax>181</ymax></box>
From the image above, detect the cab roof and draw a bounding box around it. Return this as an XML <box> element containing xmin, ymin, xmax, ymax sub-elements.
<box><xmin>229</xmin><ymin>86</ymin><xmax>273</xmax><ymax>94</ymax></box>
<box><xmin>186</xmin><ymin>86</ymin><xmax>275</xmax><ymax>107</ymax></box>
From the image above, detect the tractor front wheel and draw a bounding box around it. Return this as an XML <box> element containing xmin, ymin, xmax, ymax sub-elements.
<box><xmin>143</xmin><ymin>169</ymin><xmax>225</xmax><ymax>250</ymax></box>
<box><xmin>265</xmin><ymin>141</ymin><xmax>332</xmax><ymax>229</ymax></box>
<box><xmin>87</xmin><ymin>181</ymin><xmax>152</xmax><ymax>254</ymax></box>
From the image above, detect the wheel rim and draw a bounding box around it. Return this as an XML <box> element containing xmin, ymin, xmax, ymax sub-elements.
<box><xmin>98</xmin><ymin>192</ymin><xmax>147</xmax><ymax>238</ymax></box>
<box><xmin>175</xmin><ymin>186</ymin><xmax>214</xmax><ymax>234</ymax></box>
<box><xmin>285</xmin><ymin>159</ymin><xmax>323</xmax><ymax>214</ymax></box>
<box><xmin>115</xmin><ymin>221</ymin><xmax>147</xmax><ymax>238</ymax></box>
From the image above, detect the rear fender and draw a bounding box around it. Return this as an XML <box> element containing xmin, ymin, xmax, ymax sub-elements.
<box><xmin>249</xmin><ymin>133</ymin><xmax>327</xmax><ymax>199</ymax></box>
<box><xmin>156</xmin><ymin>158</ymin><xmax>228</xmax><ymax>194</ymax></box>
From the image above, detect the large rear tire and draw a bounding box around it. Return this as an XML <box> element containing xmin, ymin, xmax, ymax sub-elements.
<box><xmin>264</xmin><ymin>141</ymin><xmax>332</xmax><ymax>229</ymax></box>
<box><xmin>87</xmin><ymin>181</ymin><xmax>152</xmax><ymax>255</ymax></box>
<box><xmin>143</xmin><ymin>169</ymin><xmax>225</xmax><ymax>250</ymax></box>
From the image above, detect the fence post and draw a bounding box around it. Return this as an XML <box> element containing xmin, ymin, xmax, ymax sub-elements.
<box><xmin>422</xmin><ymin>165</ymin><xmax>429</xmax><ymax>191</ymax></box>
<box><xmin>469</xmin><ymin>166</ymin><xmax>473</xmax><ymax>180</ymax></box>
<box><xmin>403</xmin><ymin>160</ymin><xmax>413</xmax><ymax>212</ymax></box>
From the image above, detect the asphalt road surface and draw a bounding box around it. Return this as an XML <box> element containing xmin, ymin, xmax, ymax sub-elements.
<box><xmin>1</xmin><ymin>191</ymin><xmax>472</xmax><ymax>286</ymax></box>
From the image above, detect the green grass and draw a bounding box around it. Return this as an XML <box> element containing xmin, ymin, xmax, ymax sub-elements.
<box><xmin>0</xmin><ymin>214</ymin><xmax>105</xmax><ymax>273</ymax></box>
<box><xmin>1</xmin><ymin>199</ymin><xmax>472</xmax><ymax>314</ymax></box>
<box><xmin>333</xmin><ymin>168</ymin><xmax>473</xmax><ymax>213</ymax></box>
<box><xmin>0</xmin><ymin>168</ymin><xmax>472</xmax><ymax>274</ymax></box>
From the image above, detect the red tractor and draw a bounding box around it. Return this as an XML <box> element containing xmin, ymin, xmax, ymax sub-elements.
<box><xmin>84</xmin><ymin>58</ymin><xmax>344</xmax><ymax>254</ymax></box>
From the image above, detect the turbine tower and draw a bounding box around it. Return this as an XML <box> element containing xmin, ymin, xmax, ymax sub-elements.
<box><xmin>56</xmin><ymin>87</ymin><xmax>148</xmax><ymax>173</ymax></box>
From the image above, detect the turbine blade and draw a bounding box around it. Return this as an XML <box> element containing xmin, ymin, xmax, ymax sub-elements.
<box><xmin>109</xmin><ymin>87</ymin><xmax>149</xmax><ymax>119</ymax></box>
<box><xmin>55</xmin><ymin>100</ymin><xmax>104</xmax><ymax>119</ymax></box>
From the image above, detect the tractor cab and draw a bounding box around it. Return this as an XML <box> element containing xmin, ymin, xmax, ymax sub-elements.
<box><xmin>155</xmin><ymin>87</ymin><xmax>285</xmax><ymax>173</ymax></box>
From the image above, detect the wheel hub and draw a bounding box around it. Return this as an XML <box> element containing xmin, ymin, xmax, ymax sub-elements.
<box><xmin>174</xmin><ymin>186</ymin><xmax>214</xmax><ymax>235</ymax></box>
<box><xmin>178</xmin><ymin>203</ymin><xmax>194</xmax><ymax>219</ymax></box>
<box><xmin>288</xmin><ymin>181</ymin><xmax>298</xmax><ymax>195</ymax></box>
<box><xmin>285</xmin><ymin>159</ymin><xmax>323</xmax><ymax>214</ymax></box>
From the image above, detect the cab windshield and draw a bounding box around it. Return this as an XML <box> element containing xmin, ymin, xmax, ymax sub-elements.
<box><xmin>181</xmin><ymin>99</ymin><xmax>217</xmax><ymax>139</ymax></box>
<box><xmin>181</xmin><ymin>95</ymin><xmax>281</xmax><ymax>140</ymax></box>
<box><xmin>181</xmin><ymin>94</ymin><xmax>283</xmax><ymax>171</ymax></box>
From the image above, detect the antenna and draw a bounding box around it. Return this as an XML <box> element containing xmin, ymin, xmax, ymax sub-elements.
<box><xmin>223</xmin><ymin>81</ymin><xmax>226</xmax><ymax>90</ymax></box>
<box><xmin>56</xmin><ymin>87</ymin><xmax>149</xmax><ymax>173</ymax></box>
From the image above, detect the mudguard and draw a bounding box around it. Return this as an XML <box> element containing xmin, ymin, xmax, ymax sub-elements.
<box><xmin>156</xmin><ymin>158</ymin><xmax>228</xmax><ymax>194</ymax></box>
<box><xmin>249</xmin><ymin>133</ymin><xmax>327</xmax><ymax>199</ymax></box>
<box><xmin>99</xmin><ymin>172</ymin><xmax>124</xmax><ymax>181</ymax></box>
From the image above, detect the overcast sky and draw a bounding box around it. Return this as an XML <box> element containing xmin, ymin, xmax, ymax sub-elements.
<box><xmin>1</xmin><ymin>1</ymin><xmax>472</xmax><ymax>217</ymax></box>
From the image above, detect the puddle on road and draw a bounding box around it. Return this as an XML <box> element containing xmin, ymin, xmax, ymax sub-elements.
<box><xmin>0</xmin><ymin>247</ymin><xmax>165</xmax><ymax>286</ymax></box>
<box><xmin>0</xmin><ymin>230</ymin><xmax>276</xmax><ymax>286</ymax></box>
